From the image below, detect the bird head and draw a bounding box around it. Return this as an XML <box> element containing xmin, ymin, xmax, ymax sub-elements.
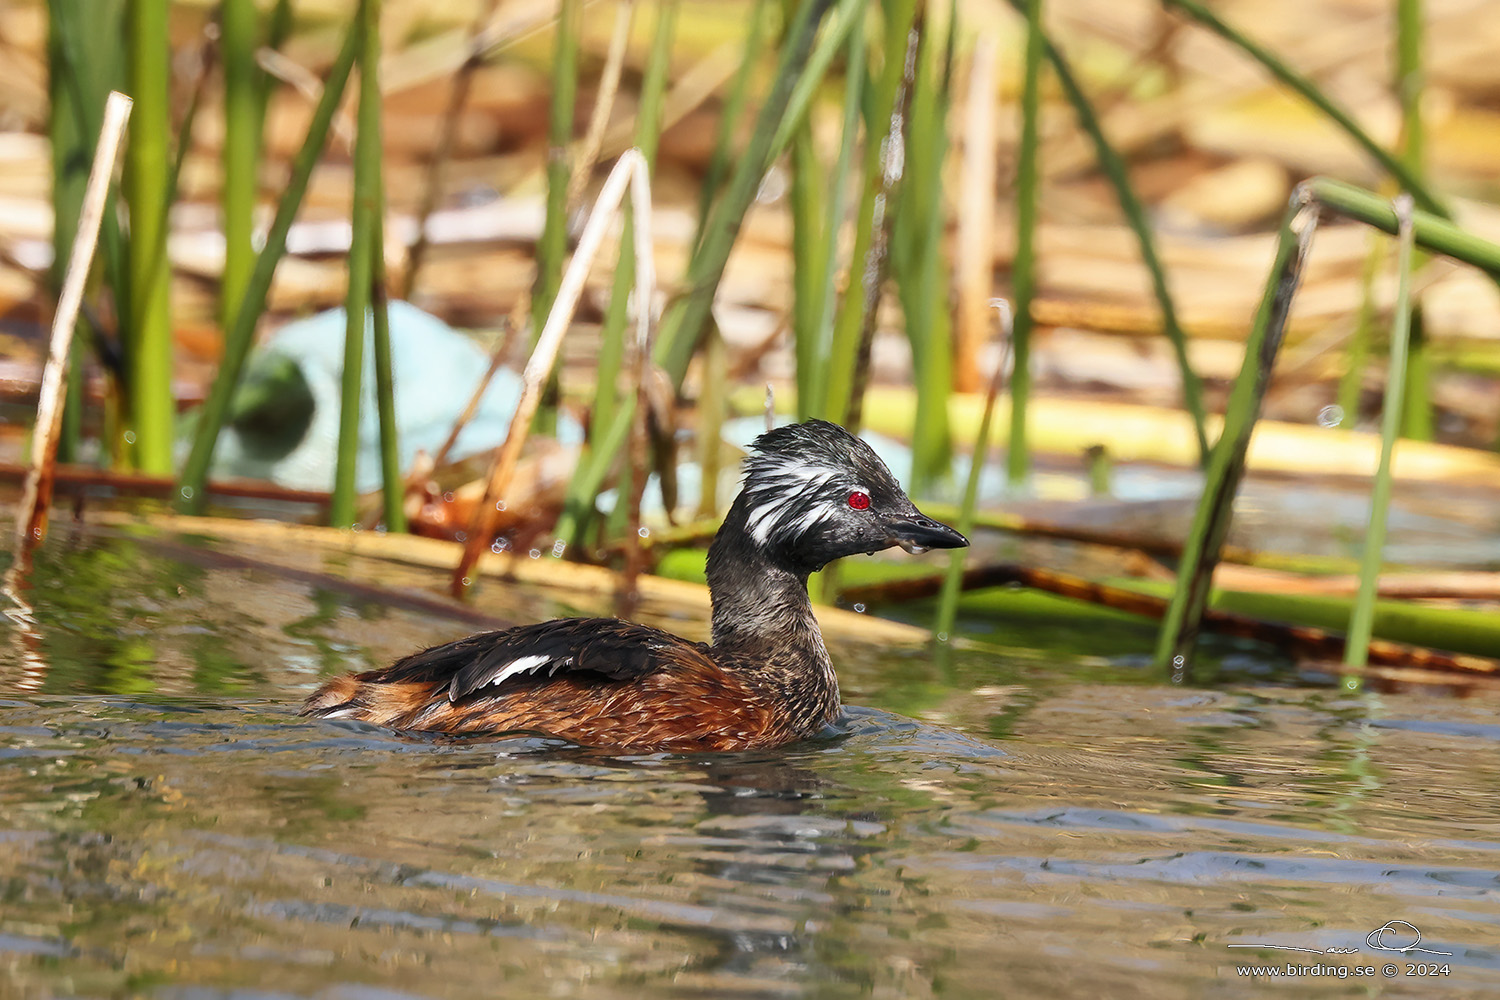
<box><xmin>732</xmin><ymin>419</ymin><xmax>968</xmax><ymax>574</ymax></box>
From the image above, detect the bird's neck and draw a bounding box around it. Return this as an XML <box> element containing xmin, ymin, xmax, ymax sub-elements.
<box><xmin>705</xmin><ymin>502</ymin><xmax>839</xmax><ymax>723</ymax></box>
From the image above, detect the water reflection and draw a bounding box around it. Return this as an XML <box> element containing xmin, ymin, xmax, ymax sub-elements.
<box><xmin>2</xmin><ymin>522</ymin><xmax>1500</xmax><ymax>996</ymax></box>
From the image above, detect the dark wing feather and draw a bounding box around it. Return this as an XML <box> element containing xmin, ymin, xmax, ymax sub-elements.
<box><xmin>368</xmin><ymin>617</ymin><xmax>696</xmax><ymax>702</ymax></box>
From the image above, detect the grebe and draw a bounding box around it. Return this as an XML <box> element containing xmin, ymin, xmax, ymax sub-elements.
<box><xmin>301</xmin><ymin>419</ymin><xmax>967</xmax><ymax>751</ymax></box>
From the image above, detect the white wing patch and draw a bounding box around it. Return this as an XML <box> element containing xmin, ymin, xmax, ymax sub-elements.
<box><xmin>448</xmin><ymin>653</ymin><xmax>568</xmax><ymax>701</ymax></box>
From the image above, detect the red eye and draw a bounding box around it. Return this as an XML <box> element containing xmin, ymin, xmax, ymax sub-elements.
<box><xmin>847</xmin><ymin>491</ymin><xmax>870</xmax><ymax>510</ymax></box>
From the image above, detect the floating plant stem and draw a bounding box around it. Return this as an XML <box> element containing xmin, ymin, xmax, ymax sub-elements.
<box><xmin>1346</xmin><ymin>195</ymin><xmax>1416</xmax><ymax>670</ymax></box>
<box><xmin>178</xmin><ymin>20</ymin><xmax>361</xmax><ymax>513</ymax></box>
<box><xmin>1008</xmin><ymin>0</ymin><xmax>1044</xmax><ymax>485</ymax></box>
<box><xmin>1154</xmin><ymin>198</ymin><xmax>1319</xmax><ymax>678</ymax></box>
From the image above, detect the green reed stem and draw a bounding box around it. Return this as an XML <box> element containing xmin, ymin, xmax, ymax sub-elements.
<box><xmin>532</xmin><ymin>0</ymin><xmax>581</xmax><ymax>345</ymax></box>
<box><xmin>790</xmin><ymin>109</ymin><xmax>827</xmax><ymax>418</ymax></box>
<box><xmin>331</xmin><ymin>0</ymin><xmax>383</xmax><ymax>528</ymax></box>
<box><xmin>767</xmin><ymin>0</ymin><xmax>865</xmax><ymax>159</ymax></box>
<box><xmin>1039</xmin><ymin>30</ymin><xmax>1208</xmax><ymax>465</ymax></box>
<box><xmin>51</xmin><ymin>0</ymin><xmax>129</xmax><ymax>368</ymax></box>
<box><xmin>893</xmin><ymin>2</ymin><xmax>955</xmax><ymax>494</ymax></box>
<box><xmin>694</xmin><ymin>0</ymin><xmax>771</xmax><ymax>252</ymax></box>
<box><xmin>1154</xmin><ymin>200</ymin><xmax>1317</xmax><ymax>678</ymax></box>
<box><xmin>590</xmin><ymin>1</ymin><xmax>675</xmax><ymax>443</ymax></box>
<box><xmin>654</xmin><ymin>0</ymin><xmax>838</xmax><ymax>384</ymax></box>
<box><xmin>1008</xmin><ymin>0</ymin><xmax>1044</xmax><ymax>485</ymax></box>
<box><xmin>125</xmin><ymin>0</ymin><xmax>173</xmax><ymax>473</ymax></box>
<box><xmin>370</xmin><ymin>210</ymin><xmax>404</xmax><ymax>533</ymax></box>
<box><xmin>1304</xmin><ymin>178</ymin><xmax>1500</xmax><ymax>275</ymax></box>
<box><xmin>178</xmin><ymin>20</ymin><xmax>360</xmax><ymax>513</ymax></box>
<box><xmin>1396</xmin><ymin>0</ymin><xmax>1430</xmax><ymax>441</ymax></box>
<box><xmin>803</xmin><ymin>20</ymin><xmax>867</xmax><ymax>421</ymax></box>
<box><xmin>1163</xmin><ymin>0</ymin><xmax>1444</xmax><ymax>219</ymax></box>
<box><xmin>936</xmin><ymin>302</ymin><xmax>1011</xmax><ymax>639</ymax></box>
<box><xmin>1337</xmin><ymin>232</ymin><xmax>1383</xmax><ymax>428</ymax></box>
<box><xmin>221</xmin><ymin>0</ymin><xmax>259</xmax><ymax>337</ymax></box>
<box><xmin>822</xmin><ymin>0</ymin><xmax>918</xmax><ymax>427</ymax></box>
<box><xmin>1346</xmin><ymin>196</ymin><xmax>1416</xmax><ymax>669</ymax></box>
<box><xmin>556</xmin><ymin>0</ymin><xmax>838</xmax><ymax>550</ymax></box>
<box><xmin>48</xmin><ymin>5</ymin><xmax>89</xmax><ymax>462</ymax></box>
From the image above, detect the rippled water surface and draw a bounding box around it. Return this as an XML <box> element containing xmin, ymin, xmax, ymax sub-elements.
<box><xmin>3</xmin><ymin>519</ymin><xmax>1499</xmax><ymax>999</ymax></box>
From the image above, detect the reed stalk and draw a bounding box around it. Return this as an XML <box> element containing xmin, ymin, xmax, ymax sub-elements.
<box><xmin>935</xmin><ymin>301</ymin><xmax>1011</xmax><ymax>638</ymax></box>
<box><xmin>1154</xmin><ymin>198</ymin><xmax>1318</xmax><ymax>678</ymax></box>
<box><xmin>654</xmin><ymin>0</ymin><xmax>838</xmax><ymax>384</ymax></box>
<box><xmin>221</xmin><ymin>0</ymin><xmax>260</xmax><ymax>336</ymax></box>
<box><xmin>125</xmin><ymin>0</ymin><xmax>173</xmax><ymax>473</ymax></box>
<box><xmin>803</xmin><ymin>20</ymin><xmax>867</xmax><ymax>421</ymax></box>
<box><xmin>693</xmin><ymin>0</ymin><xmax>771</xmax><ymax>252</ymax></box>
<box><xmin>556</xmin><ymin>0</ymin><xmax>841</xmax><ymax>551</ymax></box>
<box><xmin>371</xmin><ymin>211</ymin><xmax>405</xmax><ymax>533</ymax></box>
<box><xmin>177</xmin><ymin>22</ymin><xmax>361</xmax><ymax>513</ymax></box>
<box><xmin>1395</xmin><ymin>0</ymin><xmax>1431</xmax><ymax>441</ymax></box>
<box><xmin>404</xmin><ymin>0</ymin><xmax>502</xmax><ymax>300</ymax></box>
<box><xmin>1039</xmin><ymin>30</ymin><xmax>1207</xmax><ymax>463</ymax></box>
<box><xmin>454</xmin><ymin>150</ymin><xmax>656</xmax><ymax>593</ymax></box>
<box><xmin>331</xmin><ymin>0</ymin><xmax>384</xmax><ymax>528</ymax></box>
<box><xmin>16</xmin><ymin>93</ymin><xmax>132</xmax><ymax>555</ymax></box>
<box><xmin>788</xmin><ymin>1</ymin><xmax>866</xmax><ymax>421</ymax></box>
<box><xmin>892</xmin><ymin>2</ymin><xmax>956</xmax><ymax>493</ymax></box>
<box><xmin>531</xmin><ymin>0</ymin><xmax>581</xmax><ymax>346</ymax></box>
<box><xmin>50</xmin><ymin>0</ymin><xmax>129</xmax><ymax>362</ymax></box>
<box><xmin>822</xmin><ymin>0</ymin><xmax>919</xmax><ymax>428</ymax></box>
<box><xmin>48</xmin><ymin>6</ymin><xmax>89</xmax><ymax>463</ymax></box>
<box><xmin>592</xmin><ymin>0</ymin><xmax>676</xmax><ymax>441</ymax></box>
<box><xmin>1163</xmin><ymin>0</ymin><xmax>1446</xmax><ymax>220</ymax></box>
<box><xmin>1336</xmin><ymin>233</ymin><xmax>1383</xmax><ymax>428</ymax></box>
<box><xmin>790</xmin><ymin>120</ymin><xmax>826</xmax><ymax>421</ymax></box>
<box><xmin>1007</xmin><ymin>0</ymin><xmax>1044</xmax><ymax>485</ymax></box>
<box><xmin>1346</xmin><ymin>196</ymin><xmax>1416</xmax><ymax>669</ymax></box>
<box><xmin>1304</xmin><ymin>177</ymin><xmax>1500</xmax><ymax>274</ymax></box>
<box><xmin>953</xmin><ymin>32</ymin><xmax>998</xmax><ymax>396</ymax></box>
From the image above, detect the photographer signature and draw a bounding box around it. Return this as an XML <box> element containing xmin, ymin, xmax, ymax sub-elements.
<box><xmin>1226</xmin><ymin>919</ymin><xmax>1452</xmax><ymax>956</ymax></box>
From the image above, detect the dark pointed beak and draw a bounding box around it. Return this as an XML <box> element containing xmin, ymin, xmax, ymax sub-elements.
<box><xmin>884</xmin><ymin>510</ymin><xmax>969</xmax><ymax>554</ymax></box>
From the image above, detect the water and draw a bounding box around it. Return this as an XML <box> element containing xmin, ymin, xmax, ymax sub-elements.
<box><xmin>3</xmin><ymin>518</ymin><xmax>1499</xmax><ymax>999</ymax></box>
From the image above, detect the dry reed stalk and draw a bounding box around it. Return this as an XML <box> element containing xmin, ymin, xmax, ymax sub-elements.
<box><xmin>403</xmin><ymin>0</ymin><xmax>502</xmax><ymax>299</ymax></box>
<box><xmin>953</xmin><ymin>32</ymin><xmax>999</xmax><ymax>394</ymax></box>
<box><xmin>451</xmin><ymin>148</ymin><xmax>656</xmax><ymax>595</ymax></box>
<box><xmin>13</xmin><ymin>91</ymin><xmax>132</xmax><ymax>556</ymax></box>
<box><xmin>567</xmin><ymin>0</ymin><xmax>635</xmax><ymax>210</ymax></box>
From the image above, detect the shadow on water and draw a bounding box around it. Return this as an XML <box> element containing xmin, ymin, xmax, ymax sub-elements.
<box><xmin>2</xmin><ymin>517</ymin><xmax>1500</xmax><ymax>998</ymax></box>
